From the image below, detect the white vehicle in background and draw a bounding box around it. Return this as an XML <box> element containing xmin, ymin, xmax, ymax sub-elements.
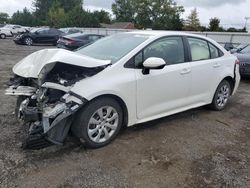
<box><xmin>5</xmin><ymin>31</ymin><xmax>240</xmax><ymax>149</ymax></box>
<box><xmin>3</xmin><ymin>24</ymin><xmax>29</xmax><ymax>35</ymax></box>
<box><xmin>0</xmin><ymin>28</ymin><xmax>13</xmax><ymax>39</ymax></box>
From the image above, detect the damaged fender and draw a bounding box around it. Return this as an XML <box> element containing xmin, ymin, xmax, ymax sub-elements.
<box><xmin>5</xmin><ymin>48</ymin><xmax>111</xmax><ymax>149</ymax></box>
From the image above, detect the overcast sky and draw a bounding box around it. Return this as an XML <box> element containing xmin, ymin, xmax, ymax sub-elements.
<box><xmin>0</xmin><ymin>0</ymin><xmax>250</xmax><ymax>28</ymax></box>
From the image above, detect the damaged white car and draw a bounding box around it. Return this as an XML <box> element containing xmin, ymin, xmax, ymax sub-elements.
<box><xmin>5</xmin><ymin>31</ymin><xmax>240</xmax><ymax>149</ymax></box>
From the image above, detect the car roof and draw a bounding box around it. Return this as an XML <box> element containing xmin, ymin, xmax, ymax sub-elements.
<box><xmin>129</xmin><ymin>30</ymin><xmax>211</xmax><ymax>40</ymax></box>
<box><xmin>65</xmin><ymin>33</ymin><xmax>103</xmax><ymax>38</ymax></box>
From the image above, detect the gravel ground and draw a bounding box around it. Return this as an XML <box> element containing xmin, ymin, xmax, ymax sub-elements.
<box><xmin>0</xmin><ymin>38</ymin><xmax>250</xmax><ymax>188</ymax></box>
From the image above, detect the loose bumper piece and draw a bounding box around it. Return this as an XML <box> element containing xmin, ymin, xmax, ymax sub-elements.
<box><xmin>5</xmin><ymin>86</ymin><xmax>36</xmax><ymax>96</ymax></box>
<box><xmin>19</xmin><ymin>92</ymin><xmax>86</xmax><ymax>149</ymax></box>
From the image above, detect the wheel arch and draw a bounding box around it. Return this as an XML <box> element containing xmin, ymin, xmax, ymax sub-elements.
<box><xmin>223</xmin><ymin>76</ymin><xmax>235</xmax><ymax>95</ymax></box>
<box><xmin>210</xmin><ymin>75</ymin><xmax>235</xmax><ymax>104</ymax></box>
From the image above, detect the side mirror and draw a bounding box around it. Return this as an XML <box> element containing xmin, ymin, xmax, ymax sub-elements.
<box><xmin>142</xmin><ymin>57</ymin><xmax>166</xmax><ymax>75</ymax></box>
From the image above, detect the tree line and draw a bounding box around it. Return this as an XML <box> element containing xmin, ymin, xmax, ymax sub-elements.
<box><xmin>0</xmin><ymin>0</ymin><xmax>247</xmax><ymax>32</ymax></box>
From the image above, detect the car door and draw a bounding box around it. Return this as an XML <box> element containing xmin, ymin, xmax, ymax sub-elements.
<box><xmin>35</xmin><ymin>28</ymin><xmax>50</xmax><ymax>43</ymax></box>
<box><xmin>135</xmin><ymin>36</ymin><xmax>191</xmax><ymax>120</ymax></box>
<box><xmin>186</xmin><ymin>37</ymin><xmax>223</xmax><ymax>104</ymax></box>
<box><xmin>47</xmin><ymin>29</ymin><xmax>60</xmax><ymax>43</ymax></box>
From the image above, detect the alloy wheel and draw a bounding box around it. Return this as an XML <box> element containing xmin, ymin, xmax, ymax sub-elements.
<box><xmin>216</xmin><ymin>84</ymin><xmax>230</xmax><ymax>107</ymax></box>
<box><xmin>87</xmin><ymin>106</ymin><xmax>119</xmax><ymax>143</ymax></box>
<box><xmin>25</xmin><ymin>38</ymin><xmax>33</xmax><ymax>45</ymax></box>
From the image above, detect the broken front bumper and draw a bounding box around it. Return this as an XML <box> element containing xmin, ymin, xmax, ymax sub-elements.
<box><xmin>5</xmin><ymin>85</ymin><xmax>86</xmax><ymax>149</ymax></box>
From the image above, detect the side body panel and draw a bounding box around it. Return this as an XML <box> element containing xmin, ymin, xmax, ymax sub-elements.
<box><xmin>70</xmin><ymin>65</ymin><xmax>138</xmax><ymax>126</ymax></box>
<box><xmin>135</xmin><ymin>63</ymin><xmax>191</xmax><ymax>120</ymax></box>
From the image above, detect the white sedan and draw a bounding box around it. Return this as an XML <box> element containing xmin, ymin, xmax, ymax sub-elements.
<box><xmin>0</xmin><ymin>28</ymin><xmax>13</xmax><ymax>39</ymax></box>
<box><xmin>3</xmin><ymin>24</ymin><xmax>28</xmax><ymax>35</ymax></box>
<box><xmin>5</xmin><ymin>31</ymin><xmax>240</xmax><ymax>149</ymax></box>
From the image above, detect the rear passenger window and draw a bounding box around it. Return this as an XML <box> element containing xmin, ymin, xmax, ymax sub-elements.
<box><xmin>209</xmin><ymin>43</ymin><xmax>220</xmax><ymax>59</ymax></box>
<box><xmin>188</xmin><ymin>38</ymin><xmax>210</xmax><ymax>61</ymax></box>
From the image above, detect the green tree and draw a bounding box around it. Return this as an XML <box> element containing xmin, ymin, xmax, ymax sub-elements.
<box><xmin>93</xmin><ymin>10</ymin><xmax>111</xmax><ymax>24</ymax></box>
<box><xmin>11</xmin><ymin>8</ymin><xmax>36</xmax><ymax>26</ymax></box>
<box><xmin>0</xmin><ymin>12</ymin><xmax>9</xmax><ymax>23</ymax></box>
<box><xmin>47</xmin><ymin>0</ymin><xmax>66</xmax><ymax>28</ymax></box>
<box><xmin>184</xmin><ymin>8</ymin><xmax>200</xmax><ymax>31</ymax></box>
<box><xmin>32</xmin><ymin>0</ymin><xmax>53</xmax><ymax>25</ymax></box>
<box><xmin>112</xmin><ymin>0</ymin><xmax>184</xmax><ymax>30</ymax></box>
<box><xmin>65</xmin><ymin>5</ymin><xmax>100</xmax><ymax>28</ymax></box>
<box><xmin>32</xmin><ymin>0</ymin><xmax>83</xmax><ymax>25</ymax></box>
<box><xmin>112</xmin><ymin>0</ymin><xmax>135</xmax><ymax>22</ymax></box>
<box><xmin>227</xmin><ymin>27</ymin><xmax>247</xmax><ymax>33</ymax></box>
<box><xmin>60</xmin><ymin>0</ymin><xmax>83</xmax><ymax>12</ymax></box>
<box><xmin>209</xmin><ymin>17</ymin><xmax>221</xmax><ymax>31</ymax></box>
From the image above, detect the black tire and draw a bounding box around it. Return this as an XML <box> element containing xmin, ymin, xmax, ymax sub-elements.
<box><xmin>0</xmin><ymin>34</ymin><xmax>6</xmax><ymax>39</ymax></box>
<box><xmin>71</xmin><ymin>97</ymin><xmax>123</xmax><ymax>149</ymax></box>
<box><xmin>24</xmin><ymin>37</ymin><xmax>33</xmax><ymax>46</ymax></box>
<box><xmin>209</xmin><ymin>80</ymin><xmax>231</xmax><ymax>111</ymax></box>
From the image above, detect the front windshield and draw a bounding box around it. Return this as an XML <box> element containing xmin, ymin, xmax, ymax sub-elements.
<box><xmin>77</xmin><ymin>33</ymin><xmax>151</xmax><ymax>63</ymax></box>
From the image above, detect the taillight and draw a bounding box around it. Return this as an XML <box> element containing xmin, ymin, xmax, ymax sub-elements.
<box><xmin>65</xmin><ymin>38</ymin><xmax>74</xmax><ymax>45</ymax></box>
<box><xmin>235</xmin><ymin>59</ymin><xmax>240</xmax><ymax>65</ymax></box>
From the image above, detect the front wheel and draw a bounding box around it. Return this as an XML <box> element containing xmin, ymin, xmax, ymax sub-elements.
<box><xmin>0</xmin><ymin>34</ymin><xmax>6</xmax><ymax>39</ymax></box>
<box><xmin>210</xmin><ymin>80</ymin><xmax>231</xmax><ymax>111</ymax></box>
<box><xmin>24</xmin><ymin>37</ymin><xmax>33</xmax><ymax>46</ymax></box>
<box><xmin>71</xmin><ymin>97</ymin><xmax>123</xmax><ymax>148</ymax></box>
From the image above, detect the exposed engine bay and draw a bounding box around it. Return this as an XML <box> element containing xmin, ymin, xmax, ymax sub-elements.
<box><xmin>5</xmin><ymin>62</ymin><xmax>107</xmax><ymax>149</ymax></box>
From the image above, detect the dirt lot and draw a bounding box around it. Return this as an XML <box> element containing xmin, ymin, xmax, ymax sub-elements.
<box><xmin>0</xmin><ymin>38</ymin><xmax>250</xmax><ymax>188</ymax></box>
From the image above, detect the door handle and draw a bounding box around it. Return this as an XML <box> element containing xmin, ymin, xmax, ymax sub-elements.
<box><xmin>180</xmin><ymin>68</ymin><xmax>191</xmax><ymax>75</ymax></box>
<box><xmin>213</xmin><ymin>63</ymin><xmax>221</xmax><ymax>68</ymax></box>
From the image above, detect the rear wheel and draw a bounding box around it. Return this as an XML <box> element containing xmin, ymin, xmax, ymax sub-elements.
<box><xmin>210</xmin><ymin>80</ymin><xmax>231</xmax><ymax>111</ymax></box>
<box><xmin>71</xmin><ymin>97</ymin><xmax>123</xmax><ymax>148</ymax></box>
<box><xmin>24</xmin><ymin>37</ymin><xmax>33</xmax><ymax>46</ymax></box>
<box><xmin>0</xmin><ymin>34</ymin><xmax>6</xmax><ymax>39</ymax></box>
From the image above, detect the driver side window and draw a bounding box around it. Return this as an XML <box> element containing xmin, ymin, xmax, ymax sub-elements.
<box><xmin>37</xmin><ymin>29</ymin><xmax>49</xmax><ymax>34</ymax></box>
<box><xmin>134</xmin><ymin>37</ymin><xmax>185</xmax><ymax>68</ymax></box>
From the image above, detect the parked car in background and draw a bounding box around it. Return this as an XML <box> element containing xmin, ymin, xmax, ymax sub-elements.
<box><xmin>59</xmin><ymin>27</ymin><xmax>82</xmax><ymax>35</ymax></box>
<box><xmin>224</xmin><ymin>42</ymin><xmax>235</xmax><ymax>51</ymax></box>
<box><xmin>3</xmin><ymin>24</ymin><xmax>28</xmax><ymax>35</ymax></box>
<box><xmin>57</xmin><ymin>33</ymin><xmax>104</xmax><ymax>50</ymax></box>
<box><xmin>234</xmin><ymin>44</ymin><xmax>250</xmax><ymax>77</ymax></box>
<box><xmin>5</xmin><ymin>31</ymin><xmax>240</xmax><ymax>149</ymax></box>
<box><xmin>231</xmin><ymin>43</ymin><xmax>250</xmax><ymax>54</ymax></box>
<box><xmin>0</xmin><ymin>28</ymin><xmax>13</xmax><ymax>39</ymax></box>
<box><xmin>14</xmin><ymin>28</ymin><xmax>64</xmax><ymax>46</ymax></box>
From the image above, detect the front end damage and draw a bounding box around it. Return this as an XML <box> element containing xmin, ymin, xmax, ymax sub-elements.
<box><xmin>5</xmin><ymin>61</ymin><xmax>107</xmax><ymax>149</ymax></box>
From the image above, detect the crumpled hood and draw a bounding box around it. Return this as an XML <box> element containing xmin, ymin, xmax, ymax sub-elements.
<box><xmin>13</xmin><ymin>49</ymin><xmax>111</xmax><ymax>78</ymax></box>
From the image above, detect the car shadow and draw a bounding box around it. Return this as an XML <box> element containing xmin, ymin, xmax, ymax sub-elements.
<box><xmin>121</xmin><ymin>106</ymin><xmax>207</xmax><ymax>136</ymax></box>
<box><xmin>241</xmin><ymin>77</ymin><xmax>250</xmax><ymax>83</ymax></box>
<box><xmin>23</xmin><ymin>106</ymin><xmax>207</xmax><ymax>159</ymax></box>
